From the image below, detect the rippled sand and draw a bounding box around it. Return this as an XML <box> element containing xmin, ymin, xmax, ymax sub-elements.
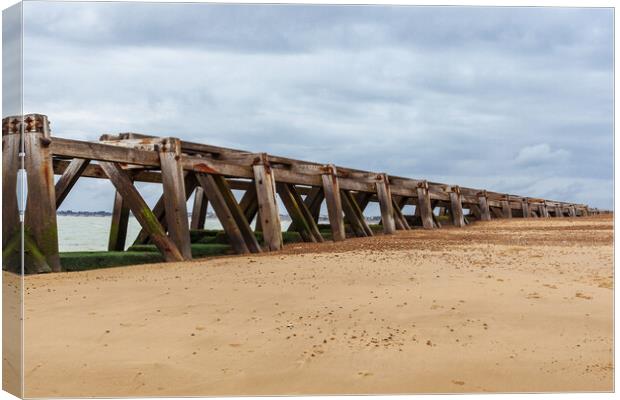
<box><xmin>14</xmin><ymin>215</ymin><xmax>613</xmax><ymax>396</ymax></box>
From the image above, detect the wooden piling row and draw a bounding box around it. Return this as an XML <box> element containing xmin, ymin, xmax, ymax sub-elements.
<box><xmin>1</xmin><ymin>113</ymin><xmax>599</xmax><ymax>273</ymax></box>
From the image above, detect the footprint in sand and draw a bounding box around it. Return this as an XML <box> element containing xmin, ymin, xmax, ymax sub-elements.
<box><xmin>358</xmin><ymin>371</ymin><xmax>373</xmax><ymax>377</ymax></box>
<box><xmin>575</xmin><ymin>292</ymin><xmax>593</xmax><ymax>300</ymax></box>
<box><xmin>452</xmin><ymin>380</ymin><xmax>465</xmax><ymax>386</ymax></box>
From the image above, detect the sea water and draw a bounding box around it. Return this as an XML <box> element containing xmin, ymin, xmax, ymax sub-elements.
<box><xmin>57</xmin><ymin>216</ymin><xmax>291</xmax><ymax>252</ymax></box>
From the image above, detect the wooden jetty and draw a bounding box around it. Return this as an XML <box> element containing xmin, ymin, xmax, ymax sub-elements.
<box><xmin>2</xmin><ymin>114</ymin><xmax>602</xmax><ymax>274</ymax></box>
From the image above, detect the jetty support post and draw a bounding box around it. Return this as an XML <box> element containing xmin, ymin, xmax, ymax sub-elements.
<box><xmin>341</xmin><ymin>190</ymin><xmax>369</xmax><ymax>237</ymax></box>
<box><xmin>100</xmin><ymin>161</ymin><xmax>184</xmax><ymax>262</ymax></box>
<box><xmin>521</xmin><ymin>198</ymin><xmax>530</xmax><ymax>218</ymax></box>
<box><xmin>2</xmin><ymin>119</ymin><xmax>23</xmax><ymax>272</ymax></box>
<box><xmin>449</xmin><ymin>185</ymin><xmax>466</xmax><ymax>227</ymax></box>
<box><xmin>392</xmin><ymin>196</ymin><xmax>410</xmax><ymax>230</ymax></box>
<box><xmin>555</xmin><ymin>204</ymin><xmax>563</xmax><ymax>218</ymax></box>
<box><xmin>190</xmin><ymin>186</ymin><xmax>208</xmax><ymax>230</ymax></box>
<box><xmin>321</xmin><ymin>164</ymin><xmax>346</xmax><ymax>241</ymax></box>
<box><xmin>196</xmin><ymin>173</ymin><xmax>261</xmax><ymax>254</ymax></box>
<box><xmin>108</xmin><ymin>189</ymin><xmax>130</xmax><ymax>251</ymax></box>
<box><xmin>569</xmin><ymin>205</ymin><xmax>577</xmax><ymax>217</ymax></box>
<box><xmin>501</xmin><ymin>196</ymin><xmax>512</xmax><ymax>219</ymax></box>
<box><xmin>159</xmin><ymin>138</ymin><xmax>192</xmax><ymax>260</ymax></box>
<box><xmin>416</xmin><ymin>180</ymin><xmax>435</xmax><ymax>229</ymax></box>
<box><xmin>253</xmin><ymin>153</ymin><xmax>283</xmax><ymax>251</ymax></box>
<box><xmin>540</xmin><ymin>202</ymin><xmax>549</xmax><ymax>218</ymax></box>
<box><xmin>277</xmin><ymin>183</ymin><xmax>323</xmax><ymax>243</ymax></box>
<box><xmin>477</xmin><ymin>190</ymin><xmax>491</xmax><ymax>221</ymax></box>
<box><xmin>342</xmin><ymin>190</ymin><xmax>373</xmax><ymax>236</ymax></box>
<box><xmin>133</xmin><ymin>174</ymin><xmax>197</xmax><ymax>245</ymax></box>
<box><xmin>23</xmin><ymin>115</ymin><xmax>61</xmax><ymax>272</ymax></box>
<box><xmin>375</xmin><ymin>173</ymin><xmax>396</xmax><ymax>234</ymax></box>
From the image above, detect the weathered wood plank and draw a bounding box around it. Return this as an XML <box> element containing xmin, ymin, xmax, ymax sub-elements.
<box><xmin>355</xmin><ymin>192</ymin><xmax>372</xmax><ymax>213</ymax></box>
<box><xmin>2</xmin><ymin>134</ymin><xmax>20</xmax><ymax>249</ymax></box>
<box><xmin>541</xmin><ymin>203</ymin><xmax>549</xmax><ymax>218</ymax></box>
<box><xmin>376</xmin><ymin>174</ymin><xmax>396</xmax><ymax>234</ymax></box>
<box><xmin>238</xmin><ymin>185</ymin><xmax>258</xmax><ymax>224</ymax></box>
<box><xmin>392</xmin><ymin>196</ymin><xmax>411</xmax><ymax>231</ymax></box>
<box><xmin>190</xmin><ymin>186</ymin><xmax>208</xmax><ymax>230</ymax></box>
<box><xmin>521</xmin><ymin>199</ymin><xmax>530</xmax><ymax>219</ymax></box>
<box><xmin>288</xmin><ymin>184</ymin><xmax>324</xmax><ymax>242</ymax></box>
<box><xmin>253</xmin><ymin>154</ymin><xmax>283</xmax><ymax>251</ymax></box>
<box><xmin>277</xmin><ymin>183</ymin><xmax>317</xmax><ymax>242</ymax></box>
<box><xmin>51</xmin><ymin>137</ymin><xmax>160</xmax><ymax>166</ymax></box>
<box><xmin>55</xmin><ymin>158</ymin><xmax>90</xmax><ymax>209</ymax></box>
<box><xmin>2</xmin><ymin>133</ymin><xmax>22</xmax><ymax>272</ymax></box>
<box><xmin>24</xmin><ymin>130</ymin><xmax>62</xmax><ymax>272</ymax></box>
<box><xmin>477</xmin><ymin>191</ymin><xmax>492</xmax><ymax>221</ymax></box>
<box><xmin>99</xmin><ymin>161</ymin><xmax>183</xmax><ymax>262</ymax></box>
<box><xmin>416</xmin><ymin>181</ymin><xmax>435</xmax><ymax>229</ymax></box>
<box><xmin>133</xmin><ymin>173</ymin><xmax>197</xmax><ymax>245</ymax></box>
<box><xmin>212</xmin><ymin>174</ymin><xmax>261</xmax><ymax>253</ymax></box>
<box><xmin>195</xmin><ymin>173</ymin><xmax>250</xmax><ymax>254</ymax></box>
<box><xmin>449</xmin><ymin>186</ymin><xmax>466</xmax><ymax>228</ymax></box>
<box><xmin>342</xmin><ymin>190</ymin><xmax>373</xmax><ymax>236</ymax></box>
<box><xmin>288</xmin><ymin>186</ymin><xmax>322</xmax><ymax>232</ymax></box>
<box><xmin>321</xmin><ymin>165</ymin><xmax>346</xmax><ymax>241</ymax></box>
<box><xmin>108</xmin><ymin>190</ymin><xmax>130</xmax><ymax>251</ymax></box>
<box><xmin>159</xmin><ymin>138</ymin><xmax>192</xmax><ymax>260</ymax></box>
<box><xmin>501</xmin><ymin>199</ymin><xmax>512</xmax><ymax>219</ymax></box>
<box><xmin>341</xmin><ymin>190</ymin><xmax>368</xmax><ymax>237</ymax></box>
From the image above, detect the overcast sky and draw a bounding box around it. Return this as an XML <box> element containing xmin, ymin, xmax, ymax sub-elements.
<box><xmin>9</xmin><ymin>2</ymin><xmax>614</xmax><ymax>211</ymax></box>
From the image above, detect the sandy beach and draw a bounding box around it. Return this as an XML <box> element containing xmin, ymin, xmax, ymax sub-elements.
<box><xmin>15</xmin><ymin>215</ymin><xmax>613</xmax><ymax>396</ymax></box>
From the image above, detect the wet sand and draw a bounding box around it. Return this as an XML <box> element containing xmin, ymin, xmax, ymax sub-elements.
<box><xmin>17</xmin><ymin>215</ymin><xmax>613</xmax><ymax>396</ymax></box>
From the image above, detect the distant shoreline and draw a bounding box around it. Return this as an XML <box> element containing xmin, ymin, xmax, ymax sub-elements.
<box><xmin>57</xmin><ymin>211</ymin><xmax>382</xmax><ymax>222</ymax></box>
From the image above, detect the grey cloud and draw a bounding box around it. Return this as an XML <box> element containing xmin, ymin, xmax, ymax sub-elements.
<box><xmin>17</xmin><ymin>2</ymin><xmax>613</xmax><ymax>210</ymax></box>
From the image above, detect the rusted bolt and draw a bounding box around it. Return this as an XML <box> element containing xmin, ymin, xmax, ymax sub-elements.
<box><xmin>39</xmin><ymin>136</ymin><xmax>52</xmax><ymax>147</ymax></box>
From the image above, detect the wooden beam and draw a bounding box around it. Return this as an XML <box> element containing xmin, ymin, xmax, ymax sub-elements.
<box><xmin>305</xmin><ymin>187</ymin><xmax>324</xmax><ymax>223</ymax></box>
<box><xmin>501</xmin><ymin>199</ymin><xmax>512</xmax><ymax>219</ymax></box>
<box><xmin>195</xmin><ymin>173</ymin><xmax>249</xmax><ymax>254</ymax></box>
<box><xmin>51</xmin><ymin>137</ymin><xmax>160</xmax><ymax>166</ymax></box>
<box><xmin>108</xmin><ymin>190</ymin><xmax>130</xmax><ymax>251</ymax></box>
<box><xmin>449</xmin><ymin>186</ymin><xmax>466</xmax><ymax>228</ymax></box>
<box><xmin>569</xmin><ymin>205</ymin><xmax>577</xmax><ymax>217</ymax></box>
<box><xmin>416</xmin><ymin>181</ymin><xmax>435</xmax><ymax>229</ymax></box>
<box><xmin>214</xmin><ymin>174</ymin><xmax>261</xmax><ymax>253</ymax></box>
<box><xmin>392</xmin><ymin>196</ymin><xmax>410</xmax><ymax>230</ymax></box>
<box><xmin>521</xmin><ymin>199</ymin><xmax>530</xmax><ymax>218</ymax></box>
<box><xmin>2</xmin><ymin>133</ymin><xmax>22</xmax><ymax>272</ymax></box>
<box><xmin>133</xmin><ymin>173</ymin><xmax>197</xmax><ymax>245</ymax></box>
<box><xmin>342</xmin><ymin>190</ymin><xmax>373</xmax><ymax>236</ymax></box>
<box><xmin>24</xmin><ymin>129</ymin><xmax>62</xmax><ymax>272</ymax></box>
<box><xmin>278</xmin><ymin>183</ymin><xmax>323</xmax><ymax>242</ymax></box>
<box><xmin>289</xmin><ymin>186</ymin><xmax>323</xmax><ymax>232</ymax></box>
<box><xmin>321</xmin><ymin>164</ymin><xmax>346</xmax><ymax>241</ymax></box>
<box><xmin>355</xmin><ymin>192</ymin><xmax>372</xmax><ymax>213</ymax></box>
<box><xmin>376</xmin><ymin>174</ymin><xmax>396</xmax><ymax>234</ymax></box>
<box><xmin>197</xmin><ymin>173</ymin><xmax>261</xmax><ymax>254</ymax></box>
<box><xmin>2</xmin><ymin>133</ymin><xmax>20</xmax><ymax>249</ymax></box>
<box><xmin>477</xmin><ymin>191</ymin><xmax>491</xmax><ymax>221</ymax></box>
<box><xmin>55</xmin><ymin>158</ymin><xmax>90</xmax><ymax>209</ymax></box>
<box><xmin>253</xmin><ymin>154</ymin><xmax>282</xmax><ymax>251</ymax></box>
<box><xmin>341</xmin><ymin>189</ymin><xmax>368</xmax><ymax>237</ymax></box>
<box><xmin>238</xmin><ymin>185</ymin><xmax>258</xmax><ymax>225</ymax></box>
<box><xmin>190</xmin><ymin>186</ymin><xmax>208</xmax><ymax>230</ymax></box>
<box><xmin>159</xmin><ymin>138</ymin><xmax>192</xmax><ymax>260</ymax></box>
<box><xmin>100</xmin><ymin>161</ymin><xmax>184</xmax><ymax>262</ymax></box>
<box><xmin>288</xmin><ymin>184</ymin><xmax>324</xmax><ymax>242</ymax></box>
